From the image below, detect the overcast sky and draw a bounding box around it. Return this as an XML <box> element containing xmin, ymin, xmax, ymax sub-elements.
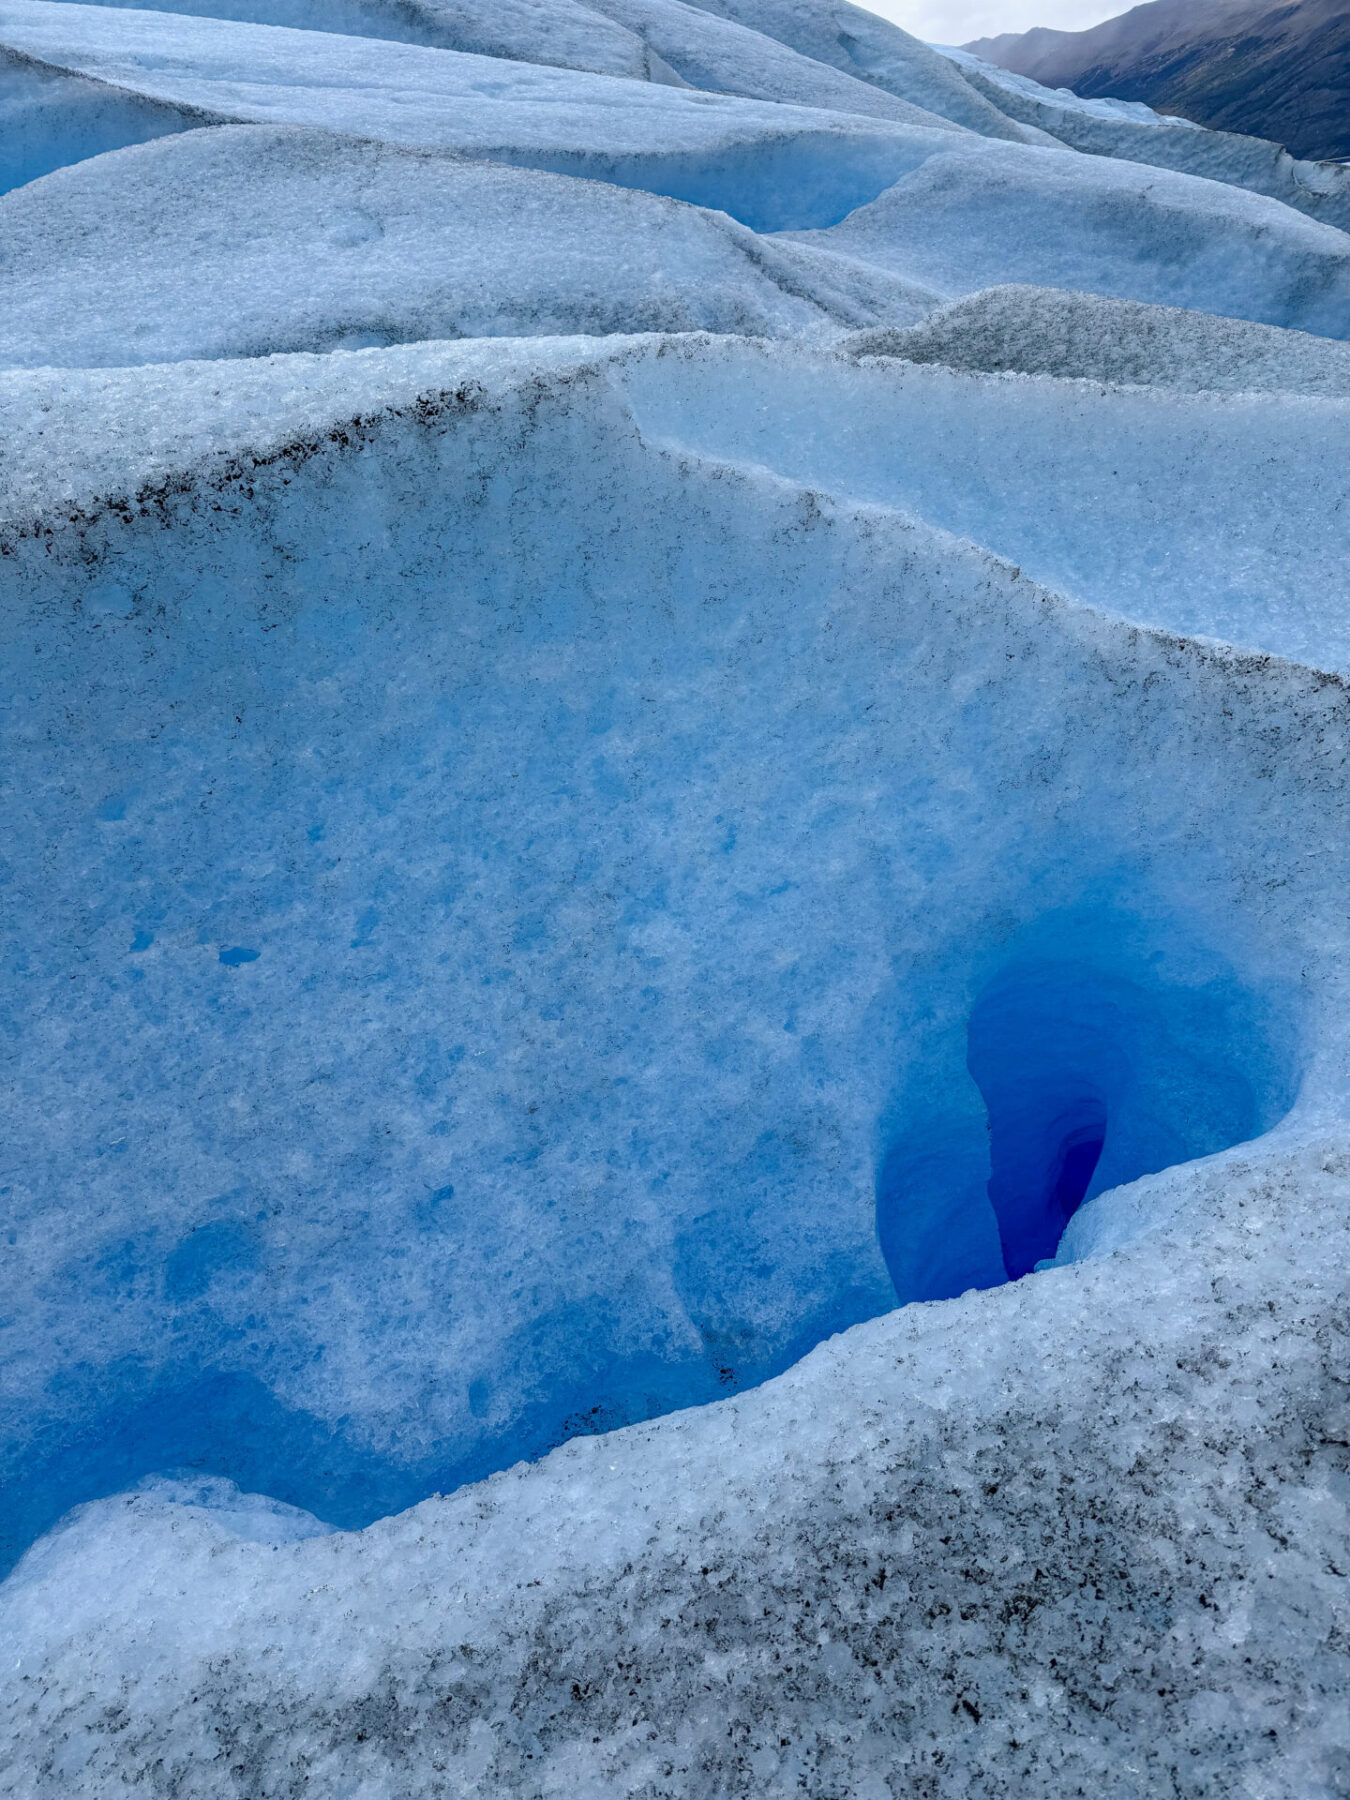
<box><xmin>862</xmin><ymin>0</ymin><xmax>1123</xmax><ymax>47</ymax></box>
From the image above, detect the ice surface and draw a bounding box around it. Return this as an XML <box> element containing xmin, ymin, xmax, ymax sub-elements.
<box><xmin>0</xmin><ymin>334</ymin><xmax>1339</xmax><ymax>1588</ymax></box>
<box><xmin>20</xmin><ymin>0</ymin><xmax>672</xmax><ymax>76</ymax></box>
<box><xmin>4</xmin><ymin>1133</ymin><xmax>1350</xmax><ymax>1792</ymax></box>
<box><xmin>617</xmin><ymin>336</ymin><xmax>1350</xmax><ymax>670</ymax></box>
<box><xmin>575</xmin><ymin>0</ymin><xmax>955</xmax><ymax>122</ymax></box>
<box><xmin>2</xmin><ymin>0</ymin><xmax>1349</xmax><ymax>1787</ymax></box>
<box><xmin>0</xmin><ymin>40</ymin><xmax>209</xmax><ymax>191</ymax></box>
<box><xmin>53</xmin><ymin>0</ymin><xmax>971</xmax><ymax>124</ymax></box>
<box><xmin>0</xmin><ymin>128</ymin><xmax>937</xmax><ymax>366</ymax></box>
<box><xmin>782</xmin><ymin>139</ymin><xmax>1350</xmax><ymax>336</ymax></box>
<box><xmin>682</xmin><ymin>0</ymin><xmax>1054</xmax><ymax>142</ymax></box>
<box><xmin>846</xmin><ymin>284</ymin><xmax>1350</xmax><ymax>396</ymax></box>
<box><xmin>940</xmin><ymin>43</ymin><xmax>1350</xmax><ymax>236</ymax></box>
<box><xmin>0</xmin><ymin>1</ymin><xmax>966</xmax><ymax>223</ymax></box>
<box><xmin>54</xmin><ymin>0</ymin><xmax>1045</xmax><ymax>140</ymax></box>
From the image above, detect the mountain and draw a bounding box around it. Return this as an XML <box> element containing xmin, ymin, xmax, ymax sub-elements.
<box><xmin>967</xmin><ymin>0</ymin><xmax>1350</xmax><ymax>161</ymax></box>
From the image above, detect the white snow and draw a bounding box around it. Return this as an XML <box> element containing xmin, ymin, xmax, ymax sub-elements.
<box><xmin>1</xmin><ymin>0</ymin><xmax>1349</xmax><ymax>1790</ymax></box>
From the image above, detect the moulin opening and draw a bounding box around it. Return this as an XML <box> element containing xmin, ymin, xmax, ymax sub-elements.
<box><xmin>967</xmin><ymin>967</ymin><xmax>1130</xmax><ymax>1281</ymax></box>
<box><xmin>875</xmin><ymin>916</ymin><xmax>1299</xmax><ymax>1308</ymax></box>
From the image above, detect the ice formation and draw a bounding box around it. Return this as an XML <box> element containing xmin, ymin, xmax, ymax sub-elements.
<box><xmin>938</xmin><ymin>43</ymin><xmax>1350</xmax><ymax>234</ymax></box>
<box><xmin>0</xmin><ymin>128</ymin><xmax>938</xmax><ymax>364</ymax></box>
<box><xmin>0</xmin><ymin>0</ymin><xmax>1347</xmax><ymax>1793</ymax></box>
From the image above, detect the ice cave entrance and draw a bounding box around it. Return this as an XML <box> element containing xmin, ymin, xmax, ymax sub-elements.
<box><xmin>876</xmin><ymin>930</ymin><xmax>1294</xmax><ymax>1307</ymax></box>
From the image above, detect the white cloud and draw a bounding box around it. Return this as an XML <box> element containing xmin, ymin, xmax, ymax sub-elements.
<box><xmin>859</xmin><ymin>0</ymin><xmax>1125</xmax><ymax>48</ymax></box>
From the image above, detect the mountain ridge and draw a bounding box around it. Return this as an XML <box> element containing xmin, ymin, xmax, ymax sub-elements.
<box><xmin>966</xmin><ymin>0</ymin><xmax>1350</xmax><ymax>161</ymax></box>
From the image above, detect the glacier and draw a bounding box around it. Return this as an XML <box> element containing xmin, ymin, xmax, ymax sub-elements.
<box><xmin>0</xmin><ymin>0</ymin><xmax>1348</xmax><ymax>1793</ymax></box>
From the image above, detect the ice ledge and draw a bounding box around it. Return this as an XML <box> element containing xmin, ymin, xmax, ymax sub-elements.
<box><xmin>4</xmin><ymin>331</ymin><xmax>1350</xmax><ymax>676</ymax></box>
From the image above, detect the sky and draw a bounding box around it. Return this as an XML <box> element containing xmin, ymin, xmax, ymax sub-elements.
<box><xmin>862</xmin><ymin>0</ymin><xmax>1125</xmax><ymax>47</ymax></box>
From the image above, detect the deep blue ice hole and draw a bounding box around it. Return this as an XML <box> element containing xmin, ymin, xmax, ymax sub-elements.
<box><xmin>2</xmin><ymin>914</ymin><xmax>1294</xmax><ymax>1578</ymax></box>
<box><xmin>876</xmin><ymin>920</ymin><xmax>1294</xmax><ymax>1307</ymax></box>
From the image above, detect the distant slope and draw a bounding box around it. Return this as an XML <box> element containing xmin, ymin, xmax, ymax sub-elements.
<box><xmin>966</xmin><ymin>0</ymin><xmax>1350</xmax><ymax>161</ymax></box>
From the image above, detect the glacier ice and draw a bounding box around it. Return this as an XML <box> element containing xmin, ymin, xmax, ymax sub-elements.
<box><xmin>0</xmin><ymin>128</ymin><xmax>936</xmax><ymax>365</ymax></box>
<box><xmin>553</xmin><ymin>0</ymin><xmax>955</xmax><ymax>122</ymax></box>
<box><xmin>847</xmin><ymin>283</ymin><xmax>1350</xmax><ymax>396</ymax></box>
<box><xmin>0</xmin><ymin>0</ymin><xmax>966</xmax><ymax>220</ymax></box>
<box><xmin>618</xmin><ymin>336</ymin><xmax>1350</xmax><ymax>667</ymax></box>
<box><xmin>782</xmin><ymin>137</ymin><xmax>1350</xmax><ymax>334</ymax></box>
<box><xmin>940</xmin><ymin>43</ymin><xmax>1350</xmax><ymax>235</ymax></box>
<box><xmin>682</xmin><ymin>0</ymin><xmax>1050</xmax><ymax>140</ymax></box>
<box><xmin>27</xmin><ymin>0</ymin><xmax>675</xmax><ymax>74</ymax></box>
<box><xmin>0</xmin><ymin>0</ymin><xmax>1348</xmax><ymax>1792</ymax></box>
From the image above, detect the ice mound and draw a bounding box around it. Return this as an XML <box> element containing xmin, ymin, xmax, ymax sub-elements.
<box><xmin>0</xmin><ymin>128</ymin><xmax>935</xmax><ymax>366</ymax></box>
<box><xmin>0</xmin><ymin>0</ymin><xmax>962</xmax><ymax>222</ymax></box>
<box><xmin>548</xmin><ymin>0</ymin><xmax>956</xmax><ymax>122</ymax></box>
<box><xmin>782</xmin><ymin>138</ymin><xmax>1350</xmax><ymax>335</ymax></box>
<box><xmin>52</xmin><ymin>0</ymin><xmax>1047</xmax><ymax>140</ymax></box>
<box><xmin>846</xmin><ymin>284</ymin><xmax>1350</xmax><ymax>397</ymax></box>
<box><xmin>682</xmin><ymin>0</ymin><xmax>1050</xmax><ymax>140</ymax></box>
<box><xmin>48</xmin><ymin>0</ymin><xmax>675</xmax><ymax>76</ymax></box>
<box><xmin>2</xmin><ymin>0</ymin><xmax>1350</xmax><ymax>1788</ymax></box>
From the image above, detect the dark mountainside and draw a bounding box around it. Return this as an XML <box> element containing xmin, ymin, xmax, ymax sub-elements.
<box><xmin>966</xmin><ymin>0</ymin><xmax>1350</xmax><ymax>161</ymax></box>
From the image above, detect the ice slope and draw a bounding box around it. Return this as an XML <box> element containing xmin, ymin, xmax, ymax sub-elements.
<box><xmin>47</xmin><ymin>0</ymin><xmax>1048</xmax><ymax>141</ymax></box>
<box><xmin>0</xmin><ymin>334</ymin><xmax>1347</xmax><ymax>1795</ymax></box>
<box><xmin>26</xmin><ymin>0</ymin><xmax>678</xmax><ymax>76</ymax></box>
<box><xmin>620</xmin><ymin>336</ymin><xmax>1350</xmax><ymax>670</ymax></box>
<box><xmin>681</xmin><ymin>0</ymin><xmax>1048</xmax><ymax>140</ymax></box>
<box><xmin>846</xmin><ymin>284</ymin><xmax>1350</xmax><ymax>397</ymax></box>
<box><xmin>0</xmin><ymin>0</ymin><xmax>963</xmax><ymax>224</ymax></box>
<box><xmin>573</xmin><ymin>0</ymin><xmax>962</xmax><ymax>122</ymax></box>
<box><xmin>0</xmin><ymin>34</ymin><xmax>214</xmax><ymax>192</ymax></box>
<box><xmin>0</xmin><ymin>128</ymin><xmax>937</xmax><ymax>366</ymax></box>
<box><xmin>3</xmin><ymin>3</ymin><xmax>1350</xmax><ymax>1789</ymax></box>
<box><xmin>782</xmin><ymin>139</ymin><xmax>1350</xmax><ymax>337</ymax></box>
<box><xmin>6</xmin><ymin>2</ymin><xmax>1348</xmax><ymax>327</ymax></box>
<box><xmin>941</xmin><ymin>43</ymin><xmax>1350</xmax><ymax>236</ymax></box>
<box><xmin>38</xmin><ymin>0</ymin><xmax>982</xmax><ymax>126</ymax></box>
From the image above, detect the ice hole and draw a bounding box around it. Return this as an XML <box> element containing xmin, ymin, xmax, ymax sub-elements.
<box><xmin>967</xmin><ymin>971</ymin><xmax>1129</xmax><ymax>1280</ymax></box>
<box><xmin>876</xmin><ymin>918</ymin><xmax>1298</xmax><ymax>1307</ymax></box>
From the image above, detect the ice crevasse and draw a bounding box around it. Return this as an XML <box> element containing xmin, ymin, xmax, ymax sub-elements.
<box><xmin>1</xmin><ymin>0</ymin><xmax>1350</xmax><ymax>1794</ymax></box>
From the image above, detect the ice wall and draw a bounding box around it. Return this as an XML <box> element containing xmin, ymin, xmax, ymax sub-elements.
<box><xmin>0</xmin><ymin>0</ymin><xmax>960</xmax><ymax>223</ymax></box>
